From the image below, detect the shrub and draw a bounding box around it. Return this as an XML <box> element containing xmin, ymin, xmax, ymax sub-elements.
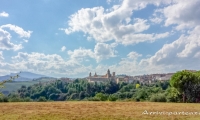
<box><xmin>38</xmin><ymin>96</ymin><xmax>47</xmax><ymax>102</ymax></box>
<box><xmin>24</xmin><ymin>97</ymin><xmax>33</xmax><ymax>102</ymax></box>
<box><xmin>150</xmin><ymin>94</ymin><xmax>167</xmax><ymax>102</ymax></box>
<box><xmin>94</xmin><ymin>93</ymin><xmax>108</xmax><ymax>101</ymax></box>
<box><xmin>87</xmin><ymin>97</ymin><xmax>100</xmax><ymax>101</ymax></box>
<box><xmin>9</xmin><ymin>97</ymin><xmax>23</xmax><ymax>102</ymax></box>
<box><xmin>108</xmin><ymin>94</ymin><xmax>117</xmax><ymax>101</ymax></box>
<box><xmin>0</xmin><ymin>96</ymin><xmax>9</xmax><ymax>102</ymax></box>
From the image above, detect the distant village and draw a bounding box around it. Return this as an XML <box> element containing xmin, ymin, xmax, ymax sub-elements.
<box><xmin>57</xmin><ymin>69</ymin><xmax>197</xmax><ymax>84</ymax></box>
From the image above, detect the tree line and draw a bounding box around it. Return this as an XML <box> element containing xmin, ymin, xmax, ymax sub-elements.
<box><xmin>0</xmin><ymin>70</ymin><xmax>200</xmax><ymax>103</ymax></box>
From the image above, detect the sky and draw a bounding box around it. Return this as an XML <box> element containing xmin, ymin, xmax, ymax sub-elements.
<box><xmin>0</xmin><ymin>0</ymin><xmax>200</xmax><ymax>78</ymax></box>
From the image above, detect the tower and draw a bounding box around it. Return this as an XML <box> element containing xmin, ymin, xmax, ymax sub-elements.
<box><xmin>107</xmin><ymin>69</ymin><xmax>111</xmax><ymax>78</ymax></box>
<box><xmin>94</xmin><ymin>72</ymin><xmax>97</xmax><ymax>77</ymax></box>
<box><xmin>89</xmin><ymin>72</ymin><xmax>91</xmax><ymax>77</ymax></box>
<box><xmin>112</xmin><ymin>72</ymin><xmax>115</xmax><ymax>77</ymax></box>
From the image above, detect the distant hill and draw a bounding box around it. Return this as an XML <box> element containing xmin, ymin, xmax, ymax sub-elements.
<box><xmin>0</xmin><ymin>71</ymin><xmax>48</xmax><ymax>81</ymax></box>
<box><xmin>0</xmin><ymin>77</ymin><xmax>57</xmax><ymax>95</ymax></box>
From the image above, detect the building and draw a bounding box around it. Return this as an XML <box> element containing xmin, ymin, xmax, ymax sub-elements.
<box><xmin>87</xmin><ymin>69</ymin><xmax>116</xmax><ymax>83</ymax></box>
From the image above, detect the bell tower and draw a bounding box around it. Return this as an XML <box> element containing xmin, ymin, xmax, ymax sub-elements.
<box><xmin>107</xmin><ymin>69</ymin><xmax>111</xmax><ymax>78</ymax></box>
<box><xmin>89</xmin><ymin>72</ymin><xmax>91</xmax><ymax>77</ymax></box>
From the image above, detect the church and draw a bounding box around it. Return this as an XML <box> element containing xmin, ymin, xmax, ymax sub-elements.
<box><xmin>87</xmin><ymin>69</ymin><xmax>116</xmax><ymax>83</ymax></box>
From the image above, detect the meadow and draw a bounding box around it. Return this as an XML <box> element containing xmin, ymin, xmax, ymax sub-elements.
<box><xmin>0</xmin><ymin>102</ymin><xmax>200</xmax><ymax>120</ymax></box>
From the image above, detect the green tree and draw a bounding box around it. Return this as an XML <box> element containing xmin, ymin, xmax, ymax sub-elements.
<box><xmin>38</xmin><ymin>96</ymin><xmax>47</xmax><ymax>102</ymax></box>
<box><xmin>94</xmin><ymin>93</ymin><xmax>108</xmax><ymax>101</ymax></box>
<box><xmin>136</xmin><ymin>84</ymin><xmax>140</xmax><ymax>89</ymax></box>
<box><xmin>0</xmin><ymin>73</ymin><xmax>20</xmax><ymax>96</ymax></box>
<box><xmin>170</xmin><ymin>70</ymin><xmax>197</xmax><ymax>102</ymax></box>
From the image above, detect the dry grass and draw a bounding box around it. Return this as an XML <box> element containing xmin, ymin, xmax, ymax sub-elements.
<box><xmin>1</xmin><ymin>101</ymin><xmax>200</xmax><ymax>120</ymax></box>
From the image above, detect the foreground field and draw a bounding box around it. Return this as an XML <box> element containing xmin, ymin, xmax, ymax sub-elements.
<box><xmin>1</xmin><ymin>102</ymin><xmax>200</xmax><ymax>120</ymax></box>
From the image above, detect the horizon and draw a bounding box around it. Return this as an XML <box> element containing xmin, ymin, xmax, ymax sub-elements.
<box><xmin>0</xmin><ymin>69</ymin><xmax>198</xmax><ymax>79</ymax></box>
<box><xmin>0</xmin><ymin>0</ymin><xmax>200</xmax><ymax>78</ymax></box>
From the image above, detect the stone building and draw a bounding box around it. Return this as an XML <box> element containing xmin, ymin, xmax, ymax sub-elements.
<box><xmin>87</xmin><ymin>69</ymin><xmax>116</xmax><ymax>83</ymax></box>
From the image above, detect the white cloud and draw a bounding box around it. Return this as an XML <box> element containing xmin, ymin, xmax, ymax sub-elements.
<box><xmin>1</xmin><ymin>24</ymin><xmax>32</xmax><ymax>38</ymax></box>
<box><xmin>121</xmin><ymin>32</ymin><xmax>169</xmax><ymax>45</ymax></box>
<box><xmin>0</xmin><ymin>28</ymin><xmax>23</xmax><ymax>51</ymax></box>
<box><xmin>89</xmin><ymin>25</ymin><xmax>200</xmax><ymax>76</ymax></box>
<box><xmin>0</xmin><ymin>51</ymin><xmax>4</xmax><ymax>60</ymax></box>
<box><xmin>63</xmin><ymin>0</ymin><xmax>171</xmax><ymax>45</ymax></box>
<box><xmin>0</xmin><ymin>11</ymin><xmax>9</xmax><ymax>17</ymax></box>
<box><xmin>23</xmin><ymin>39</ymin><xmax>28</xmax><ymax>43</ymax></box>
<box><xmin>162</xmin><ymin>0</ymin><xmax>200</xmax><ymax>30</ymax></box>
<box><xmin>67</xmin><ymin>43</ymin><xmax>117</xmax><ymax>62</ymax></box>
<box><xmin>67</xmin><ymin>47</ymin><xmax>95</xmax><ymax>61</ymax></box>
<box><xmin>140</xmin><ymin>26</ymin><xmax>200</xmax><ymax>71</ymax></box>
<box><xmin>94</xmin><ymin>43</ymin><xmax>117</xmax><ymax>62</ymax></box>
<box><xmin>127</xmin><ymin>51</ymin><xmax>142</xmax><ymax>59</ymax></box>
<box><xmin>61</xmin><ymin>46</ymin><xmax>66</xmax><ymax>52</ymax></box>
<box><xmin>10</xmin><ymin>52</ymin><xmax>93</xmax><ymax>77</ymax></box>
<box><xmin>107</xmin><ymin>0</ymin><xmax>112</xmax><ymax>4</ymax></box>
<box><xmin>150</xmin><ymin>17</ymin><xmax>163</xmax><ymax>24</ymax></box>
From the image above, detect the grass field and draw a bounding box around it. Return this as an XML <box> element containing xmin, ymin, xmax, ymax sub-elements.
<box><xmin>1</xmin><ymin>102</ymin><xmax>200</xmax><ymax>120</ymax></box>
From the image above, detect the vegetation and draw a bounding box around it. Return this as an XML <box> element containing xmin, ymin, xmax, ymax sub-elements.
<box><xmin>170</xmin><ymin>70</ymin><xmax>200</xmax><ymax>103</ymax></box>
<box><xmin>1</xmin><ymin>70</ymin><xmax>200</xmax><ymax>103</ymax></box>
<box><xmin>3</xmin><ymin>78</ymin><xmax>170</xmax><ymax>102</ymax></box>
<box><xmin>0</xmin><ymin>74</ymin><xmax>20</xmax><ymax>96</ymax></box>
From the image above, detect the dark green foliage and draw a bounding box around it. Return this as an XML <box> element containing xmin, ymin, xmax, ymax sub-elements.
<box><xmin>0</xmin><ymin>96</ymin><xmax>9</xmax><ymax>102</ymax></box>
<box><xmin>170</xmin><ymin>70</ymin><xmax>200</xmax><ymax>103</ymax></box>
<box><xmin>150</xmin><ymin>94</ymin><xmax>167</xmax><ymax>102</ymax></box>
<box><xmin>108</xmin><ymin>94</ymin><xmax>117</xmax><ymax>101</ymax></box>
<box><xmin>24</xmin><ymin>97</ymin><xmax>33</xmax><ymax>102</ymax></box>
<box><xmin>38</xmin><ymin>96</ymin><xmax>47</xmax><ymax>102</ymax></box>
<box><xmin>6</xmin><ymin>79</ymin><xmax>170</xmax><ymax>102</ymax></box>
<box><xmin>94</xmin><ymin>93</ymin><xmax>108</xmax><ymax>101</ymax></box>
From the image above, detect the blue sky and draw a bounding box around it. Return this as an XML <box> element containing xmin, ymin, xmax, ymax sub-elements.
<box><xmin>0</xmin><ymin>0</ymin><xmax>200</xmax><ymax>78</ymax></box>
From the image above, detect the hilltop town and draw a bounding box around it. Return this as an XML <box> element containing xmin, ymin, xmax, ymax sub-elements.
<box><xmin>59</xmin><ymin>69</ymin><xmax>198</xmax><ymax>84</ymax></box>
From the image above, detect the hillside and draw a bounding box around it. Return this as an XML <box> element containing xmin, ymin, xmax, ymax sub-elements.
<box><xmin>0</xmin><ymin>77</ymin><xmax>57</xmax><ymax>95</ymax></box>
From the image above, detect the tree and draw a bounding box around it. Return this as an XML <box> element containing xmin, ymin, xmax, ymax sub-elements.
<box><xmin>0</xmin><ymin>73</ymin><xmax>20</xmax><ymax>96</ymax></box>
<box><xmin>170</xmin><ymin>70</ymin><xmax>197</xmax><ymax>102</ymax></box>
<box><xmin>136</xmin><ymin>84</ymin><xmax>140</xmax><ymax>89</ymax></box>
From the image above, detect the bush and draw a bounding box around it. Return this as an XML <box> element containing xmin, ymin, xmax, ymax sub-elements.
<box><xmin>135</xmin><ymin>97</ymin><xmax>140</xmax><ymax>102</ymax></box>
<box><xmin>108</xmin><ymin>94</ymin><xmax>117</xmax><ymax>101</ymax></box>
<box><xmin>38</xmin><ymin>96</ymin><xmax>47</xmax><ymax>102</ymax></box>
<box><xmin>9</xmin><ymin>97</ymin><xmax>23</xmax><ymax>102</ymax></box>
<box><xmin>87</xmin><ymin>97</ymin><xmax>100</xmax><ymax>101</ymax></box>
<box><xmin>150</xmin><ymin>94</ymin><xmax>167</xmax><ymax>102</ymax></box>
<box><xmin>94</xmin><ymin>93</ymin><xmax>108</xmax><ymax>101</ymax></box>
<box><xmin>24</xmin><ymin>97</ymin><xmax>33</xmax><ymax>102</ymax></box>
<box><xmin>0</xmin><ymin>96</ymin><xmax>9</xmax><ymax>102</ymax></box>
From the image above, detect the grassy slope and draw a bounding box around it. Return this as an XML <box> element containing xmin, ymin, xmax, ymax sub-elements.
<box><xmin>0</xmin><ymin>78</ymin><xmax>56</xmax><ymax>94</ymax></box>
<box><xmin>0</xmin><ymin>102</ymin><xmax>200</xmax><ymax>120</ymax></box>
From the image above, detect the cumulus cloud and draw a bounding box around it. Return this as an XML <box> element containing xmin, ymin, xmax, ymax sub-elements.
<box><xmin>90</xmin><ymin>25</ymin><xmax>200</xmax><ymax>75</ymax></box>
<box><xmin>67</xmin><ymin>47</ymin><xmax>95</xmax><ymax>61</ymax></box>
<box><xmin>94</xmin><ymin>43</ymin><xmax>117</xmax><ymax>62</ymax></box>
<box><xmin>0</xmin><ymin>11</ymin><xmax>9</xmax><ymax>17</ymax></box>
<box><xmin>127</xmin><ymin>51</ymin><xmax>142</xmax><ymax>60</ymax></box>
<box><xmin>67</xmin><ymin>43</ymin><xmax>117</xmax><ymax>62</ymax></box>
<box><xmin>161</xmin><ymin>0</ymin><xmax>200</xmax><ymax>30</ymax></box>
<box><xmin>63</xmin><ymin>0</ymin><xmax>170</xmax><ymax>45</ymax></box>
<box><xmin>0</xmin><ymin>24</ymin><xmax>32</xmax><ymax>38</ymax></box>
<box><xmin>61</xmin><ymin>46</ymin><xmax>66</xmax><ymax>52</ymax></box>
<box><xmin>121</xmin><ymin>32</ymin><xmax>170</xmax><ymax>45</ymax></box>
<box><xmin>0</xmin><ymin>28</ymin><xmax>23</xmax><ymax>51</ymax></box>
<box><xmin>10</xmin><ymin>52</ymin><xmax>93</xmax><ymax>77</ymax></box>
<box><xmin>0</xmin><ymin>51</ymin><xmax>4</xmax><ymax>60</ymax></box>
<box><xmin>23</xmin><ymin>39</ymin><xmax>28</xmax><ymax>43</ymax></box>
<box><xmin>0</xmin><ymin>24</ymin><xmax>32</xmax><ymax>51</ymax></box>
<box><xmin>139</xmin><ymin>26</ymin><xmax>200</xmax><ymax>72</ymax></box>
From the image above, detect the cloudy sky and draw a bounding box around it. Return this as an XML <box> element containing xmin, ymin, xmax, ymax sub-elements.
<box><xmin>0</xmin><ymin>0</ymin><xmax>200</xmax><ymax>78</ymax></box>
